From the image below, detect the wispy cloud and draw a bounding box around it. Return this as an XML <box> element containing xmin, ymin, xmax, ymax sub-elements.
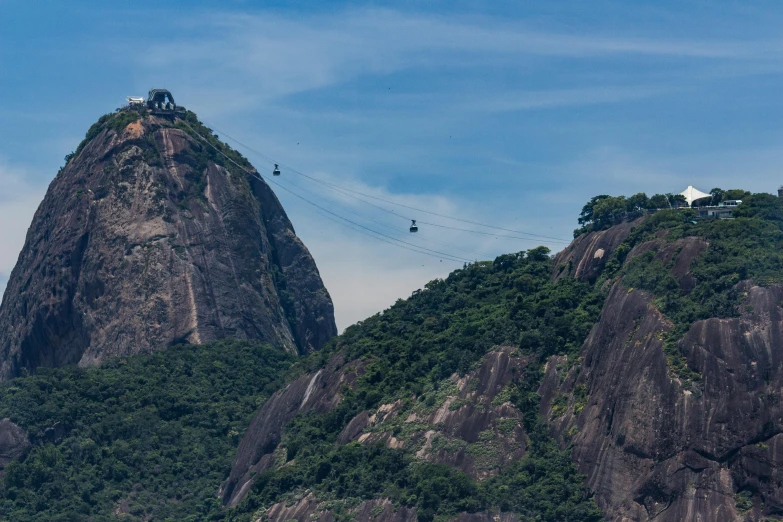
<box><xmin>133</xmin><ymin>8</ymin><xmax>782</xmax><ymax>113</ymax></box>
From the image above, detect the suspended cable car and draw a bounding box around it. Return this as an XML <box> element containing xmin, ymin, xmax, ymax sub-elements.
<box><xmin>273</xmin><ymin>164</ymin><xmax>281</xmax><ymax>176</ymax></box>
<box><xmin>409</xmin><ymin>220</ymin><xmax>418</xmax><ymax>233</ymax></box>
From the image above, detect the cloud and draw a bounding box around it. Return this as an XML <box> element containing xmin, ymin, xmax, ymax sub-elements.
<box><xmin>131</xmin><ymin>7</ymin><xmax>782</xmax><ymax>117</ymax></box>
<box><xmin>466</xmin><ymin>86</ymin><xmax>669</xmax><ymax>113</ymax></box>
<box><xmin>270</xmin><ymin>171</ymin><xmax>564</xmax><ymax>330</ymax></box>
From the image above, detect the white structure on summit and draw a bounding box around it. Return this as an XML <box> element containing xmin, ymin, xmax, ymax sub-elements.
<box><xmin>680</xmin><ymin>186</ymin><xmax>711</xmax><ymax>207</ymax></box>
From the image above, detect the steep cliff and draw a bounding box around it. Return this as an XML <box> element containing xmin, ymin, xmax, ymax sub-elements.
<box><xmin>544</xmin><ymin>200</ymin><xmax>783</xmax><ymax>521</ymax></box>
<box><xmin>0</xmin><ymin>110</ymin><xmax>336</xmax><ymax>379</ymax></box>
<box><xmin>223</xmin><ymin>194</ymin><xmax>783</xmax><ymax>522</ymax></box>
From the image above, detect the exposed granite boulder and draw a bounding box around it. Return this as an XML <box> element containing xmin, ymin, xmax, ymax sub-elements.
<box><xmin>340</xmin><ymin>346</ymin><xmax>529</xmax><ymax>480</ymax></box>
<box><xmin>452</xmin><ymin>513</ymin><xmax>519</xmax><ymax>522</ymax></box>
<box><xmin>258</xmin><ymin>493</ymin><xmax>516</xmax><ymax>522</ymax></box>
<box><xmin>221</xmin><ymin>354</ymin><xmax>367</xmax><ymax>507</ymax></box>
<box><xmin>0</xmin><ymin>418</ymin><xmax>30</xmax><ymax>472</ymax></box>
<box><xmin>223</xmin><ymin>346</ymin><xmax>530</xmax><ymax>508</ymax></box>
<box><xmin>261</xmin><ymin>494</ymin><xmax>417</xmax><ymax>522</ymax></box>
<box><xmin>553</xmin><ymin>219</ymin><xmax>638</xmax><ymax>282</ymax></box>
<box><xmin>544</xmin><ymin>231</ymin><xmax>783</xmax><ymax>521</ymax></box>
<box><xmin>0</xmin><ymin>112</ymin><xmax>336</xmax><ymax>379</ymax></box>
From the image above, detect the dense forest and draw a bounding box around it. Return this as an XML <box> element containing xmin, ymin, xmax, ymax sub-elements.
<box><xmin>0</xmin><ymin>341</ymin><xmax>293</xmax><ymax>521</ymax></box>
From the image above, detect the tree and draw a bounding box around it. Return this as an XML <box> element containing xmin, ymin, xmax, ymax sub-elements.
<box><xmin>649</xmin><ymin>194</ymin><xmax>669</xmax><ymax>209</ymax></box>
<box><xmin>626</xmin><ymin>193</ymin><xmax>650</xmax><ymax>213</ymax></box>
<box><xmin>710</xmin><ymin>188</ymin><xmax>725</xmax><ymax>206</ymax></box>
<box><xmin>667</xmin><ymin>193</ymin><xmax>687</xmax><ymax>208</ymax></box>
<box><xmin>725</xmin><ymin>189</ymin><xmax>750</xmax><ymax>201</ymax></box>
<box><xmin>592</xmin><ymin>196</ymin><xmax>628</xmax><ymax>228</ymax></box>
<box><xmin>578</xmin><ymin>195</ymin><xmax>610</xmax><ymax>225</ymax></box>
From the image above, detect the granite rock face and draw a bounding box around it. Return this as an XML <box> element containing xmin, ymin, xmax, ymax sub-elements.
<box><xmin>0</xmin><ymin>419</ymin><xmax>30</xmax><ymax>473</ymax></box>
<box><xmin>221</xmin><ymin>354</ymin><xmax>367</xmax><ymax>507</ymax></box>
<box><xmin>257</xmin><ymin>494</ymin><xmax>516</xmax><ymax>522</ymax></box>
<box><xmin>222</xmin><ymin>346</ymin><xmax>530</xmax><ymax>508</ymax></box>
<box><xmin>552</xmin><ymin>218</ymin><xmax>638</xmax><ymax>282</ymax></box>
<box><xmin>546</xmin><ymin>231</ymin><xmax>783</xmax><ymax>521</ymax></box>
<box><xmin>0</xmin><ymin>112</ymin><xmax>336</xmax><ymax>379</ymax></box>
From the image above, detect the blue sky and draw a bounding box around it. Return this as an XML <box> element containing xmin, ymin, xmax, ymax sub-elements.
<box><xmin>1</xmin><ymin>1</ymin><xmax>782</xmax><ymax>328</ymax></box>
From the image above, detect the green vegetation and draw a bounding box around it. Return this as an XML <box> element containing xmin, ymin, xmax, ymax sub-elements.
<box><xmin>334</xmin><ymin>247</ymin><xmax>603</xmax><ymax>394</ymax></box>
<box><xmin>484</xmin><ymin>425</ymin><xmax>603</xmax><ymax>521</ymax></box>
<box><xmin>11</xmin><ymin>181</ymin><xmax>781</xmax><ymax>520</ymax></box>
<box><xmin>0</xmin><ymin>340</ymin><xmax>293</xmax><ymax>522</ymax></box>
<box><xmin>230</xmin><ymin>249</ymin><xmax>604</xmax><ymax>521</ymax></box>
<box><xmin>576</xmin><ymin>192</ymin><xmax>685</xmax><ymax>236</ymax></box>
<box><xmin>734</xmin><ymin>490</ymin><xmax>753</xmax><ymax>512</ymax></box>
<box><xmin>588</xmin><ymin>191</ymin><xmax>783</xmax><ymax>383</ymax></box>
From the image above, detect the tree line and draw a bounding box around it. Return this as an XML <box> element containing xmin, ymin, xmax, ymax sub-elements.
<box><xmin>576</xmin><ymin>188</ymin><xmax>750</xmax><ymax>236</ymax></box>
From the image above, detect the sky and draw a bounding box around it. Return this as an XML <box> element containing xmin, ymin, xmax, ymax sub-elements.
<box><xmin>1</xmin><ymin>1</ymin><xmax>782</xmax><ymax>330</ymax></box>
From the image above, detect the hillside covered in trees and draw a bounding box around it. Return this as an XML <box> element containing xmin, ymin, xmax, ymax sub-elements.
<box><xmin>2</xmin><ymin>188</ymin><xmax>783</xmax><ymax>521</ymax></box>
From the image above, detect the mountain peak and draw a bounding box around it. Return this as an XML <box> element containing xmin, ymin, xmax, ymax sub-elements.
<box><xmin>0</xmin><ymin>106</ymin><xmax>336</xmax><ymax>380</ymax></box>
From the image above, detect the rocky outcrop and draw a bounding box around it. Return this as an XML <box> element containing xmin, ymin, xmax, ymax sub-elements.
<box><xmin>0</xmin><ymin>112</ymin><xmax>336</xmax><ymax>379</ymax></box>
<box><xmin>553</xmin><ymin>219</ymin><xmax>638</xmax><ymax>282</ymax></box>
<box><xmin>259</xmin><ymin>493</ymin><xmax>516</xmax><ymax>522</ymax></box>
<box><xmin>260</xmin><ymin>494</ymin><xmax>417</xmax><ymax>522</ymax></box>
<box><xmin>544</xmin><ymin>233</ymin><xmax>783</xmax><ymax>521</ymax></box>
<box><xmin>221</xmin><ymin>354</ymin><xmax>367</xmax><ymax>507</ymax></box>
<box><xmin>340</xmin><ymin>346</ymin><xmax>529</xmax><ymax>480</ymax></box>
<box><xmin>0</xmin><ymin>419</ymin><xmax>30</xmax><ymax>472</ymax></box>
<box><xmin>223</xmin><ymin>346</ymin><xmax>530</xmax><ymax>508</ymax></box>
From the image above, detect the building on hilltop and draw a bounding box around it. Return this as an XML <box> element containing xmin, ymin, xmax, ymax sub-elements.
<box><xmin>678</xmin><ymin>185</ymin><xmax>742</xmax><ymax>219</ymax></box>
<box><xmin>679</xmin><ymin>185</ymin><xmax>711</xmax><ymax>207</ymax></box>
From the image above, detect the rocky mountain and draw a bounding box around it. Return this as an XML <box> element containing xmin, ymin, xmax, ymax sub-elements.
<box><xmin>543</xmin><ymin>203</ymin><xmax>783</xmax><ymax>522</ymax></box>
<box><xmin>0</xmin><ymin>109</ymin><xmax>336</xmax><ymax>380</ymax></box>
<box><xmin>220</xmin><ymin>193</ymin><xmax>783</xmax><ymax>521</ymax></box>
<box><xmin>2</xmin><ymin>164</ymin><xmax>783</xmax><ymax>521</ymax></box>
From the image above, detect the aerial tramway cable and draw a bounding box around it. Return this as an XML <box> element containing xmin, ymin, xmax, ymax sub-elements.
<box><xmin>278</xmin><ymin>174</ymin><xmax>491</xmax><ymax>259</ymax></box>
<box><xmin>181</xmin><ymin>122</ymin><xmax>472</xmax><ymax>263</ymax></box>
<box><xmin>201</xmin><ymin>123</ymin><xmax>571</xmax><ymax>244</ymax></box>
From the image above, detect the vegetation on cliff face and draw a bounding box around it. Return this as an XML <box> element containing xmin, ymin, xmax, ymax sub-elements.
<box><xmin>0</xmin><ymin>249</ymin><xmax>603</xmax><ymax>521</ymax></box>
<box><xmin>0</xmin><ymin>341</ymin><xmax>292</xmax><ymax>522</ymax></box>
<box><xmin>230</xmin><ymin>249</ymin><xmax>604</xmax><ymax>521</ymax></box>
<box><xmin>7</xmin><ymin>177</ymin><xmax>783</xmax><ymax>520</ymax></box>
<box><xmin>591</xmin><ymin>191</ymin><xmax>783</xmax><ymax>383</ymax></box>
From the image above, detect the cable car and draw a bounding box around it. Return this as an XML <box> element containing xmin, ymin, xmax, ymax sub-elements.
<box><xmin>273</xmin><ymin>164</ymin><xmax>281</xmax><ymax>176</ymax></box>
<box><xmin>409</xmin><ymin>220</ymin><xmax>418</xmax><ymax>233</ymax></box>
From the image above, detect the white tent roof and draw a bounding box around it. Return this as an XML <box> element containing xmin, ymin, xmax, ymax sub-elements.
<box><xmin>680</xmin><ymin>185</ymin><xmax>711</xmax><ymax>206</ymax></box>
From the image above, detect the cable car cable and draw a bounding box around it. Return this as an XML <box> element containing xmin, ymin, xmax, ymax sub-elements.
<box><xmin>266</xmin><ymin>178</ymin><xmax>470</xmax><ymax>263</ymax></box>
<box><xmin>181</xmin><ymin>122</ymin><xmax>472</xmax><ymax>263</ymax></box>
<box><xmin>202</xmin><ymin>123</ymin><xmax>571</xmax><ymax>243</ymax></box>
<box><xmin>279</xmin><ymin>174</ymin><xmax>493</xmax><ymax>259</ymax></box>
<box><xmin>279</xmin><ymin>174</ymin><xmax>567</xmax><ymax>245</ymax></box>
<box><xmin>415</xmin><ymin>220</ymin><xmax>570</xmax><ymax>243</ymax></box>
<box><xmin>304</xmin><ymin>207</ymin><xmax>463</xmax><ymax>265</ymax></box>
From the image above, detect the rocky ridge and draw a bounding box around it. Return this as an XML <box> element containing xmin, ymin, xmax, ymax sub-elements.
<box><xmin>225</xmin><ymin>202</ymin><xmax>783</xmax><ymax>521</ymax></box>
<box><xmin>545</xmin><ymin>219</ymin><xmax>783</xmax><ymax>521</ymax></box>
